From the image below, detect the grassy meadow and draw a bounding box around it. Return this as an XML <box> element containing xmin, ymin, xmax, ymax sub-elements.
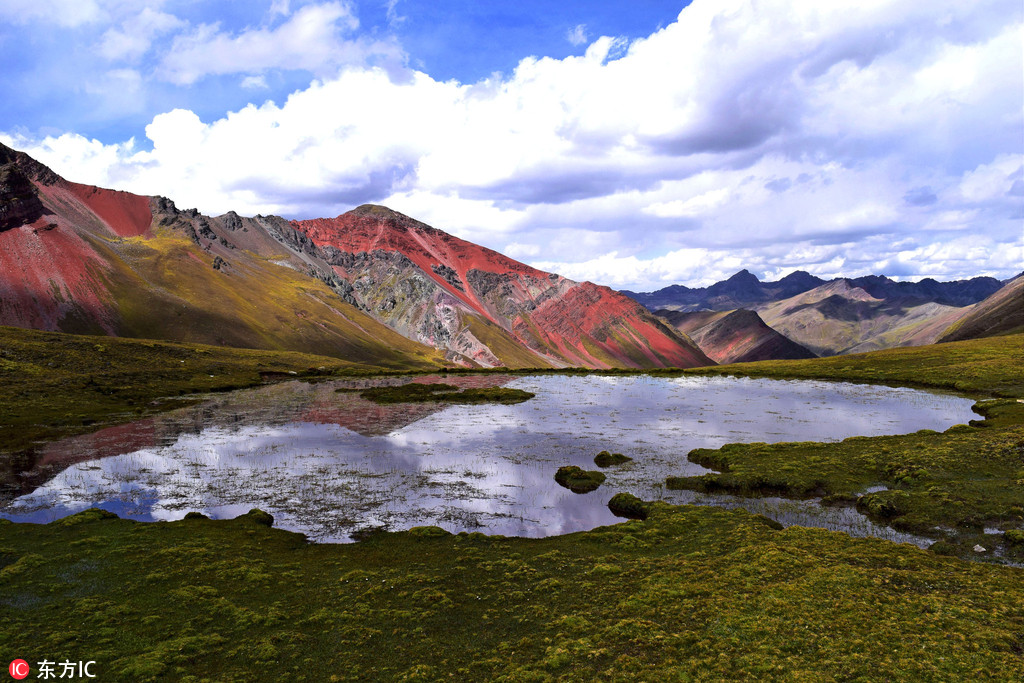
<box><xmin>0</xmin><ymin>329</ymin><xmax>1022</xmax><ymax>680</ymax></box>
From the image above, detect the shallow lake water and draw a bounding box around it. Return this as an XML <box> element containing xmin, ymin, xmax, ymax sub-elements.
<box><xmin>0</xmin><ymin>375</ymin><xmax>978</xmax><ymax>545</ymax></box>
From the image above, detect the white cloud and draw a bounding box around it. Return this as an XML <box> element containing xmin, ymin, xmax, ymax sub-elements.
<box><xmin>157</xmin><ymin>2</ymin><xmax>398</xmax><ymax>85</ymax></box>
<box><xmin>385</xmin><ymin>0</ymin><xmax>405</xmax><ymax>26</ymax></box>
<box><xmin>0</xmin><ymin>0</ymin><xmax>102</xmax><ymax>27</ymax></box>
<box><xmin>958</xmin><ymin>155</ymin><xmax>1023</xmax><ymax>203</ymax></box>
<box><xmin>241</xmin><ymin>75</ymin><xmax>270</xmax><ymax>90</ymax></box>
<box><xmin>3</xmin><ymin>0</ymin><xmax>1021</xmax><ymax>290</ymax></box>
<box><xmin>98</xmin><ymin>7</ymin><xmax>184</xmax><ymax>61</ymax></box>
<box><xmin>504</xmin><ymin>243</ymin><xmax>541</xmax><ymax>259</ymax></box>
<box><xmin>644</xmin><ymin>187</ymin><xmax>731</xmax><ymax>218</ymax></box>
<box><xmin>567</xmin><ymin>24</ymin><xmax>588</xmax><ymax>47</ymax></box>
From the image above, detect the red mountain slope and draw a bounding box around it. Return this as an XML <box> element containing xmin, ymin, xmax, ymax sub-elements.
<box><xmin>0</xmin><ymin>143</ymin><xmax>709</xmax><ymax>369</ymax></box>
<box><xmin>0</xmin><ymin>143</ymin><xmax>443</xmax><ymax>369</ymax></box>
<box><xmin>293</xmin><ymin>206</ymin><xmax>711</xmax><ymax>368</ymax></box>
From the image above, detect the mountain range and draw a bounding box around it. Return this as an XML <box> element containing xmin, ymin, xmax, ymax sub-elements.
<box><xmin>625</xmin><ymin>269</ymin><xmax>1022</xmax><ymax>358</ymax></box>
<box><xmin>0</xmin><ymin>142</ymin><xmax>709</xmax><ymax>370</ymax></box>
<box><xmin>2</xmin><ymin>141</ymin><xmax>1017</xmax><ymax>368</ymax></box>
<box><xmin>622</xmin><ymin>269</ymin><xmax>1005</xmax><ymax>312</ymax></box>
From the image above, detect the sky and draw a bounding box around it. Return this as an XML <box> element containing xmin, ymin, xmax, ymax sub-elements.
<box><xmin>0</xmin><ymin>0</ymin><xmax>1021</xmax><ymax>291</ymax></box>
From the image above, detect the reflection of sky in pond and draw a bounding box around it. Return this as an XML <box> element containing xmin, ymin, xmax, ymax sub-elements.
<box><xmin>1</xmin><ymin>375</ymin><xmax>977</xmax><ymax>544</ymax></box>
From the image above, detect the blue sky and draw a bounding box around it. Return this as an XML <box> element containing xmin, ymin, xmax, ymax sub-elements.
<box><xmin>1</xmin><ymin>0</ymin><xmax>1021</xmax><ymax>290</ymax></box>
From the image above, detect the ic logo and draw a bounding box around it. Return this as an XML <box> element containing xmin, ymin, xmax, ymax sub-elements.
<box><xmin>8</xmin><ymin>660</ymin><xmax>29</xmax><ymax>680</ymax></box>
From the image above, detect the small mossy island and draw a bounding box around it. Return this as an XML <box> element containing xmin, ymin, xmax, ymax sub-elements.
<box><xmin>359</xmin><ymin>382</ymin><xmax>535</xmax><ymax>405</ymax></box>
<box><xmin>607</xmin><ymin>492</ymin><xmax>650</xmax><ymax>519</ymax></box>
<box><xmin>554</xmin><ymin>465</ymin><xmax>607</xmax><ymax>493</ymax></box>
<box><xmin>594</xmin><ymin>450</ymin><xmax>632</xmax><ymax>467</ymax></box>
<box><xmin>0</xmin><ymin>328</ymin><xmax>1022</xmax><ymax>678</ymax></box>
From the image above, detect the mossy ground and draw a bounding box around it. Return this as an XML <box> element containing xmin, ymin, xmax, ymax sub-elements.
<box><xmin>594</xmin><ymin>450</ymin><xmax>632</xmax><ymax>468</ymax></box>
<box><xmin>358</xmin><ymin>382</ymin><xmax>535</xmax><ymax>405</ymax></box>
<box><xmin>2</xmin><ymin>504</ymin><xmax>1022</xmax><ymax>682</ymax></box>
<box><xmin>666</xmin><ymin>403</ymin><xmax>1024</xmax><ymax>554</ymax></box>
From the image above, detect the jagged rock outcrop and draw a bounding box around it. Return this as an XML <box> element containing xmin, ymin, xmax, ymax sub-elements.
<box><xmin>0</xmin><ymin>164</ymin><xmax>48</xmax><ymax>231</ymax></box>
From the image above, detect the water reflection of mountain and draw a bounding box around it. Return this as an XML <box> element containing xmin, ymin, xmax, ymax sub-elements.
<box><xmin>0</xmin><ymin>375</ymin><xmax>513</xmax><ymax>504</ymax></box>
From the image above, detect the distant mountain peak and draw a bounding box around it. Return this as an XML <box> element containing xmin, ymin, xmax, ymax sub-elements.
<box><xmin>777</xmin><ymin>270</ymin><xmax>823</xmax><ymax>285</ymax></box>
<box><xmin>727</xmin><ymin>269</ymin><xmax>760</xmax><ymax>283</ymax></box>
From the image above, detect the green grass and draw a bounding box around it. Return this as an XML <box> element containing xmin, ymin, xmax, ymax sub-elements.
<box><xmin>2</xmin><ymin>505</ymin><xmax>1022</xmax><ymax>682</ymax></box>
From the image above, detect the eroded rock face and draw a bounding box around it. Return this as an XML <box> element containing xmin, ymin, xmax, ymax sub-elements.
<box><xmin>0</xmin><ymin>164</ymin><xmax>47</xmax><ymax>232</ymax></box>
<box><xmin>290</xmin><ymin>205</ymin><xmax>712</xmax><ymax>369</ymax></box>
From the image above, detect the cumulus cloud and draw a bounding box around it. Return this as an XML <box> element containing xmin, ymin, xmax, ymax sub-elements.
<box><xmin>98</xmin><ymin>8</ymin><xmax>185</xmax><ymax>61</ymax></box>
<box><xmin>0</xmin><ymin>0</ymin><xmax>102</xmax><ymax>27</ymax></box>
<box><xmin>3</xmin><ymin>0</ymin><xmax>1021</xmax><ymax>290</ymax></box>
<box><xmin>158</xmin><ymin>2</ymin><xmax>399</xmax><ymax>85</ymax></box>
